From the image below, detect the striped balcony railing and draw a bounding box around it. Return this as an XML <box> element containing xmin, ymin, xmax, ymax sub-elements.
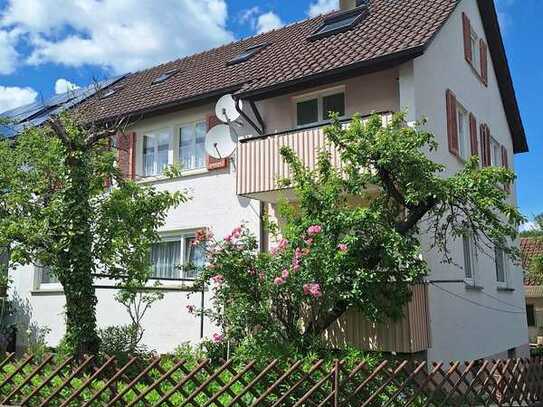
<box><xmin>236</xmin><ymin>113</ymin><xmax>392</xmax><ymax>201</ymax></box>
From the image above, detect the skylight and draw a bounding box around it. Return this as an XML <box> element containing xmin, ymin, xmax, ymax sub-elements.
<box><xmin>227</xmin><ymin>43</ymin><xmax>270</xmax><ymax>66</ymax></box>
<box><xmin>152</xmin><ymin>69</ymin><xmax>180</xmax><ymax>85</ymax></box>
<box><xmin>309</xmin><ymin>5</ymin><xmax>368</xmax><ymax>40</ymax></box>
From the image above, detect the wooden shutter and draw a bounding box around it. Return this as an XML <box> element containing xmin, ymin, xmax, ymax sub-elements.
<box><xmin>480</xmin><ymin>39</ymin><xmax>488</xmax><ymax>86</ymax></box>
<box><xmin>446</xmin><ymin>89</ymin><xmax>459</xmax><ymax>157</ymax></box>
<box><xmin>468</xmin><ymin>113</ymin><xmax>478</xmax><ymax>158</ymax></box>
<box><xmin>463</xmin><ymin>13</ymin><xmax>472</xmax><ymax>64</ymax></box>
<box><xmin>479</xmin><ymin>124</ymin><xmax>490</xmax><ymax>167</ymax></box>
<box><xmin>206</xmin><ymin>114</ymin><xmax>228</xmax><ymax>170</ymax></box>
<box><xmin>117</xmin><ymin>131</ymin><xmax>136</xmax><ymax>179</ymax></box>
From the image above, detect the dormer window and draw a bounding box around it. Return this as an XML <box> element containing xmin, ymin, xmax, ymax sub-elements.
<box><xmin>227</xmin><ymin>43</ymin><xmax>270</xmax><ymax>66</ymax></box>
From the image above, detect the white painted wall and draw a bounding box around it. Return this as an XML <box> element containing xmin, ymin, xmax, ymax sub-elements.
<box><xmin>402</xmin><ymin>0</ymin><xmax>529</xmax><ymax>361</ymax></box>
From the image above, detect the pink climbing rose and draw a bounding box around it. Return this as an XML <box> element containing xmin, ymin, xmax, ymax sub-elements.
<box><xmin>274</xmin><ymin>276</ymin><xmax>286</xmax><ymax>286</ymax></box>
<box><xmin>186</xmin><ymin>304</ymin><xmax>195</xmax><ymax>314</ymax></box>
<box><xmin>337</xmin><ymin>243</ymin><xmax>348</xmax><ymax>253</ymax></box>
<box><xmin>307</xmin><ymin>225</ymin><xmax>322</xmax><ymax>236</ymax></box>
<box><xmin>281</xmin><ymin>269</ymin><xmax>289</xmax><ymax>279</ymax></box>
<box><xmin>303</xmin><ymin>283</ymin><xmax>322</xmax><ymax>298</ymax></box>
<box><xmin>211</xmin><ymin>274</ymin><xmax>225</xmax><ymax>284</ymax></box>
<box><xmin>211</xmin><ymin>333</ymin><xmax>224</xmax><ymax>343</ymax></box>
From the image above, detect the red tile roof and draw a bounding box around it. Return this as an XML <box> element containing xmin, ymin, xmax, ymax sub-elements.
<box><xmin>521</xmin><ymin>237</ymin><xmax>543</xmax><ymax>286</ymax></box>
<box><xmin>79</xmin><ymin>0</ymin><xmax>457</xmax><ymax>123</ymax></box>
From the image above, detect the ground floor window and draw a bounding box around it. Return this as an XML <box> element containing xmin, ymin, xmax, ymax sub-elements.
<box><xmin>149</xmin><ymin>232</ymin><xmax>205</xmax><ymax>280</ymax></box>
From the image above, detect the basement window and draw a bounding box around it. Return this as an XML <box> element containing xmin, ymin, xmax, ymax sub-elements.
<box><xmin>309</xmin><ymin>5</ymin><xmax>368</xmax><ymax>40</ymax></box>
<box><xmin>152</xmin><ymin>69</ymin><xmax>180</xmax><ymax>85</ymax></box>
<box><xmin>227</xmin><ymin>43</ymin><xmax>270</xmax><ymax>66</ymax></box>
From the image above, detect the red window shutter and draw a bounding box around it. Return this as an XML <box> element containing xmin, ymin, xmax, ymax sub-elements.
<box><xmin>480</xmin><ymin>39</ymin><xmax>488</xmax><ymax>86</ymax></box>
<box><xmin>116</xmin><ymin>131</ymin><xmax>136</xmax><ymax>179</ymax></box>
<box><xmin>479</xmin><ymin>124</ymin><xmax>488</xmax><ymax>167</ymax></box>
<box><xmin>484</xmin><ymin>126</ymin><xmax>491</xmax><ymax>167</ymax></box>
<box><xmin>468</xmin><ymin>113</ymin><xmax>478</xmax><ymax>158</ymax></box>
<box><xmin>463</xmin><ymin>13</ymin><xmax>472</xmax><ymax>64</ymax></box>
<box><xmin>206</xmin><ymin>114</ymin><xmax>228</xmax><ymax>171</ymax></box>
<box><xmin>446</xmin><ymin>89</ymin><xmax>459</xmax><ymax>157</ymax></box>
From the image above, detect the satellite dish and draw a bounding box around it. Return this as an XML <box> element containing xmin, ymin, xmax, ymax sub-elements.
<box><xmin>205</xmin><ymin>124</ymin><xmax>237</xmax><ymax>159</ymax></box>
<box><xmin>216</xmin><ymin>94</ymin><xmax>242</xmax><ymax>123</ymax></box>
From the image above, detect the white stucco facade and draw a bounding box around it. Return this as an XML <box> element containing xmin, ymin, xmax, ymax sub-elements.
<box><xmin>6</xmin><ymin>0</ymin><xmax>528</xmax><ymax>361</ymax></box>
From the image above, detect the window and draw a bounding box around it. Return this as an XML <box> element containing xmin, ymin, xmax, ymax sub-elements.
<box><xmin>0</xmin><ymin>248</ymin><xmax>8</xmax><ymax>274</ymax></box>
<box><xmin>152</xmin><ymin>69</ymin><xmax>179</xmax><ymax>85</ymax></box>
<box><xmin>227</xmin><ymin>43</ymin><xmax>270</xmax><ymax>66</ymax></box>
<box><xmin>149</xmin><ymin>233</ymin><xmax>205</xmax><ymax>280</ymax></box>
<box><xmin>490</xmin><ymin>137</ymin><xmax>502</xmax><ymax>167</ymax></box>
<box><xmin>310</xmin><ymin>5</ymin><xmax>367</xmax><ymax>39</ymax></box>
<box><xmin>143</xmin><ymin>131</ymin><xmax>170</xmax><ymax>177</ymax></box>
<box><xmin>179</xmin><ymin>121</ymin><xmax>206</xmax><ymax>171</ymax></box>
<box><xmin>495</xmin><ymin>246</ymin><xmax>507</xmax><ymax>285</ymax></box>
<box><xmin>470</xmin><ymin>28</ymin><xmax>480</xmax><ymax>74</ymax></box>
<box><xmin>462</xmin><ymin>235</ymin><xmax>477</xmax><ymax>282</ymax></box>
<box><xmin>39</xmin><ymin>266</ymin><xmax>59</xmax><ymax>284</ymax></box>
<box><xmin>295</xmin><ymin>90</ymin><xmax>345</xmax><ymax>127</ymax></box>
<box><xmin>456</xmin><ymin>104</ymin><xmax>469</xmax><ymax>160</ymax></box>
<box><xmin>527</xmin><ymin>304</ymin><xmax>536</xmax><ymax>327</ymax></box>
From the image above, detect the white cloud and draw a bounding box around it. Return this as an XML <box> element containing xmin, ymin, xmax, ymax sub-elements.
<box><xmin>308</xmin><ymin>0</ymin><xmax>338</xmax><ymax>17</ymax></box>
<box><xmin>0</xmin><ymin>86</ymin><xmax>37</xmax><ymax>113</ymax></box>
<box><xmin>54</xmin><ymin>78</ymin><xmax>80</xmax><ymax>95</ymax></box>
<box><xmin>0</xmin><ymin>30</ymin><xmax>19</xmax><ymax>74</ymax></box>
<box><xmin>256</xmin><ymin>11</ymin><xmax>284</xmax><ymax>34</ymax></box>
<box><xmin>239</xmin><ymin>6</ymin><xmax>260</xmax><ymax>28</ymax></box>
<box><xmin>1</xmin><ymin>0</ymin><xmax>234</xmax><ymax>74</ymax></box>
<box><xmin>520</xmin><ymin>221</ymin><xmax>537</xmax><ymax>233</ymax></box>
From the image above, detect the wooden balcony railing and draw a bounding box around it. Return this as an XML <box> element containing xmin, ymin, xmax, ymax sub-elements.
<box><xmin>236</xmin><ymin>113</ymin><xmax>392</xmax><ymax>200</ymax></box>
<box><xmin>324</xmin><ymin>283</ymin><xmax>431</xmax><ymax>354</ymax></box>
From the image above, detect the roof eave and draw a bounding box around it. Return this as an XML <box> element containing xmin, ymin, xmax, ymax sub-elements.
<box><xmin>477</xmin><ymin>0</ymin><xmax>528</xmax><ymax>154</ymax></box>
<box><xmin>236</xmin><ymin>46</ymin><xmax>426</xmax><ymax>101</ymax></box>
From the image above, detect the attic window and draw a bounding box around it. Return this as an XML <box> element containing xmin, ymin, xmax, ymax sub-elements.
<box><xmin>100</xmin><ymin>89</ymin><xmax>117</xmax><ymax>99</ymax></box>
<box><xmin>309</xmin><ymin>5</ymin><xmax>368</xmax><ymax>40</ymax></box>
<box><xmin>152</xmin><ymin>69</ymin><xmax>180</xmax><ymax>85</ymax></box>
<box><xmin>227</xmin><ymin>43</ymin><xmax>270</xmax><ymax>66</ymax></box>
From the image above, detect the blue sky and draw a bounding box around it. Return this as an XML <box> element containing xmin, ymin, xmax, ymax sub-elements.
<box><xmin>0</xmin><ymin>0</ymin><xmax>540</xmax><ymax>219</ymax></box>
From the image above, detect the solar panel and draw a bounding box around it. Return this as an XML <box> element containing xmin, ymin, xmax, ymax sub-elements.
<box><xmin>227</xmin><ymin>43</ymin><xmax>270</xmax><ymax>66</ymax></box>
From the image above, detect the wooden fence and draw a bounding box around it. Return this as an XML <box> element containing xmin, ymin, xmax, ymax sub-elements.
<box><xmin>0</xmin><ymin>354</ymin><xmax>542</xmax><ymax>406</ymax></box>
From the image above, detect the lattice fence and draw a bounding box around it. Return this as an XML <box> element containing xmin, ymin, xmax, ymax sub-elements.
<box><xmin>0</xmin><ymin>354</ymin><xmax>542</xmax><ymax>406</ymax></box>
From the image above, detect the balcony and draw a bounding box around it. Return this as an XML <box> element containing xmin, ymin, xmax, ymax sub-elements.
<box><xmin>324</xmin><ymin>283</ymin><xmax>431</xmax><ymax>354</ymax></box>
<box><xmin>236</xmin><ymin>113</ymin><xmax>392</xmax><ymax>202</ymax></box>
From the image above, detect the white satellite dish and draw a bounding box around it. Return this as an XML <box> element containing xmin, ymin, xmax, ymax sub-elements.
<box><xmin>215</xmin><ymin>94</ymin><xmax>242</xmax><ymax>124</ymax></box>
<box><xmin>205</xmin><ymin>124</ymin><xmax>237</xmax><ymax>159</ymax></box>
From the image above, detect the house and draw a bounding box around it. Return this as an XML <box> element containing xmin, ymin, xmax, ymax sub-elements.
<box><xmin>4</xmin><ymin>0</ymin><xmax>529</xmax><ymax>362</ymax></box>
<box><xmin>521</xmin><ymin>238</ymin><xmax>543</xmax><ymax>344</ymax></box>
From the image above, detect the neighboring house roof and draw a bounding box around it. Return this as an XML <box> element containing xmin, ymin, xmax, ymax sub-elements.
<box><xmin>521</xmin><ymin>237</ymin><xmax>543</xmax><ymax>286</ymax></box>
<box><xmin>78</xmin><ymin>0</ymin><xmax>527</xmax><ymax>154</ymax></box>
<box><xmin>0</xmin><ymin>77</ymin><xmax>124</xmax><ymax>139</ymax></box>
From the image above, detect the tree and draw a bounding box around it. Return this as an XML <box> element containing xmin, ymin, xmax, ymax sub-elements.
<box><xmin>194</xmin><ymin>113</ymin><xmax>523</xmax><ymax>355</ymax></box>
<box><xmin>522</xmin><ymin>214</ymin><xmax>543</xmax><ymax>279</ymax></box>
<box><xmin>0</xmin><ymin>114</ymin><xmax>185</xmax><ymax>356</ymax></box>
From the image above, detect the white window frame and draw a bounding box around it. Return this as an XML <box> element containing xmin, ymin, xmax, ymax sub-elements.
<box><xmin>142</xmin><ymin>129</ymin><xmax>172</xmax><ymax>177</ymax></box>
<box><xmin>462</xmin><ymin>234</ymin><xmax>478</xmax><ymax>285</ymax></box>
<box><xmin>490</xmin><ymin>137</ymin><xmax>502</xmax><ymax>167</ymax></box>
<box><xmin>494</xmin><ymin>246</ymin><xmax>510</xmax><ymax>288</ymax></box>
<box><xmin>149</xmin><ymin>230</ymin><xmax>206</xmax><ymax>281</ymax></box>
<box><xmin>293</xmin><ymin>86</ymin><xmax>346</xmax><ymax>128</ymax></box>
<box><xmin>470</xmin><ymin>27</ymin><xmax>480</xmax><ymax>75</ymax></box>
<box><xmin>177</xmin><ymin>120</ymin><xmax>207</xmax><ymax>172</ymax></box>
<box><xmin>456</xmin><ymin>102</ymin><xmax>470</xmax><ymax>161</ymax></box>
<box><xmin>35</xmin><ymin>265</ymin><xmax>62</xmax><ymax>291</ymax></box>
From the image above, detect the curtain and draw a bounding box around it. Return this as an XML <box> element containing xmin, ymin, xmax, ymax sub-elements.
<box><xmin>150</xmin><ymin>241</ymin><xmax>181</xmax><ymax>279</ymax></box>
<box><xmin>184</xmin><ymin>238</ymin><xmax>205</xmax><ymax>279</ymax></box>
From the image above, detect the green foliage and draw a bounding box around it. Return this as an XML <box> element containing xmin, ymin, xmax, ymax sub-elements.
<box><xmin>520</xmin><ymin>214</ymin><xmax>543</xmax><ymax>237</ymax></box>
<box><xmin>0</xmin><ymin>114</ymin><xmax>185</xmax><ymax>356</ymax></box>
<box><xmin>194</xmin><ymin>112</ymin><xmax>523</xmax><ymax>356</ymax></box>
<box><xmin>523</xmin><ymin>214</ymin><xmax>543</xmax><ymax>281</ymax></box>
